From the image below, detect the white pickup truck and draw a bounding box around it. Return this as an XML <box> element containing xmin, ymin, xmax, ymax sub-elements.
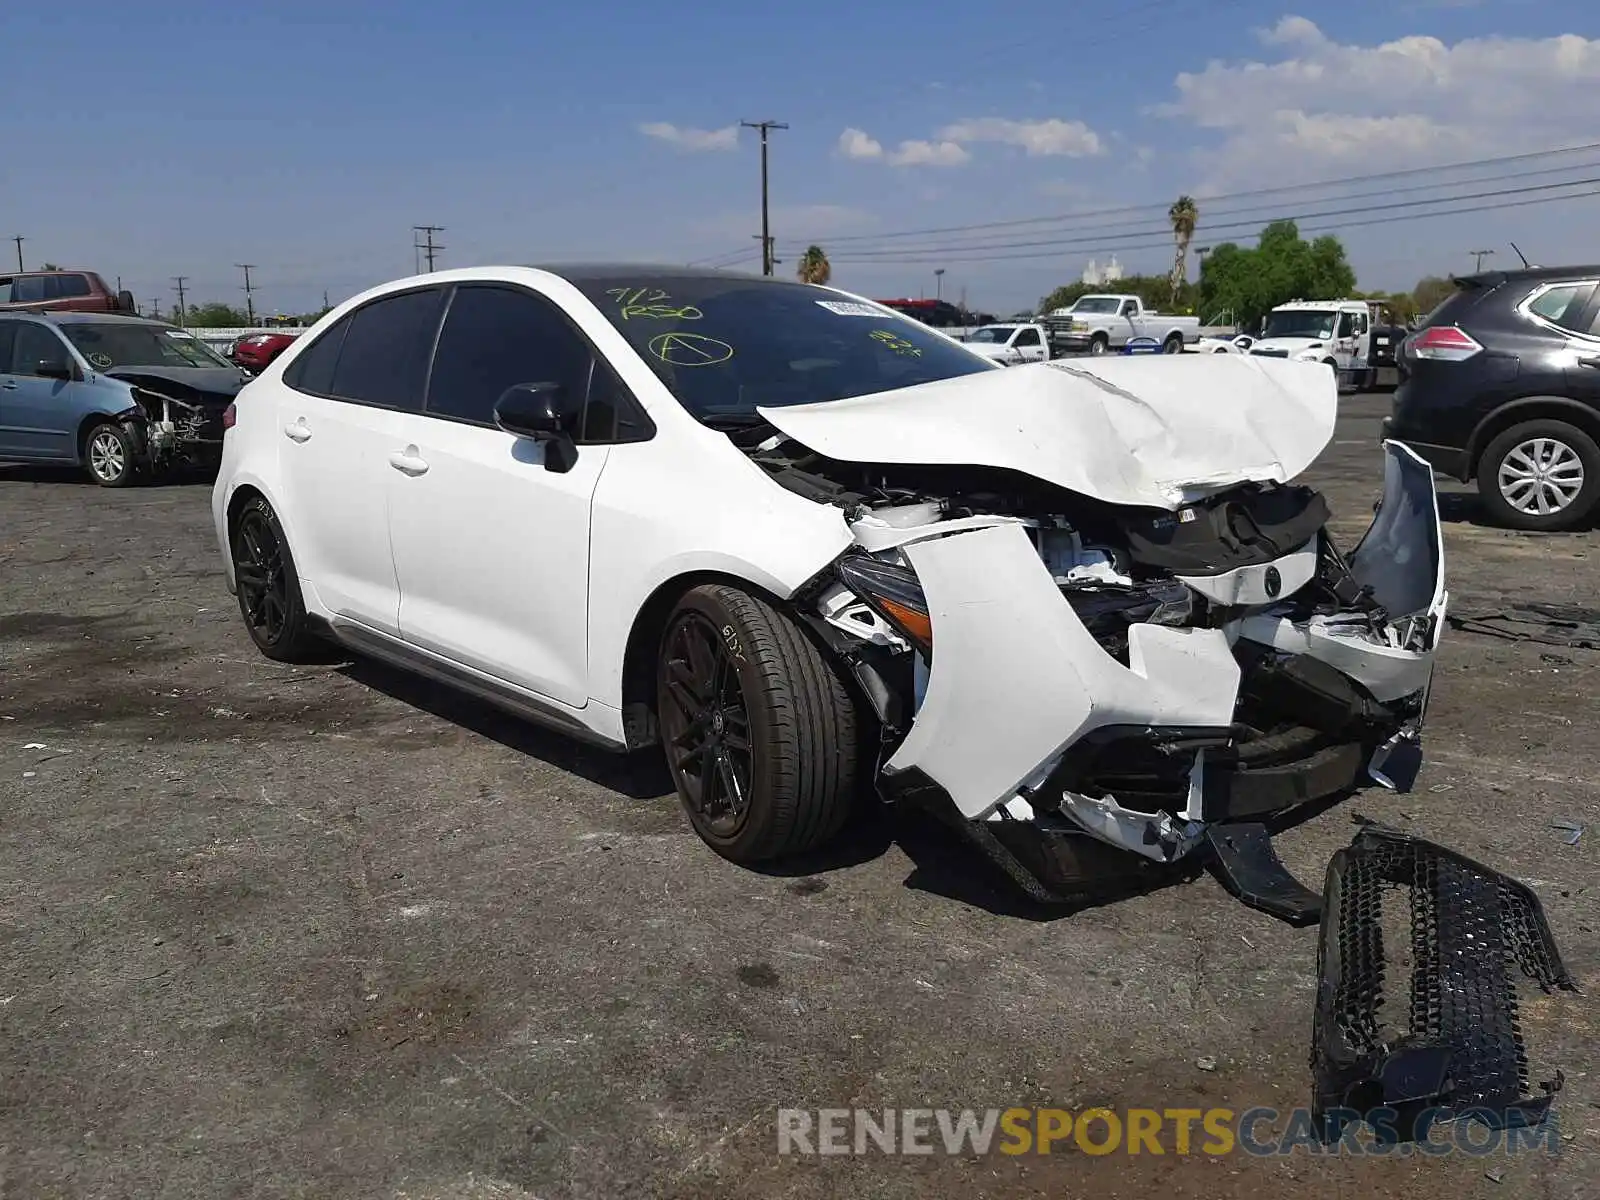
<box><xmin>959</xmin><ymin>322</ymin><xmax>1051</xmax><ymax>365</ymax></box>
<box><xmin>1043</xmin><ymin>294</ymin><xmax>1202</xmax><ymax>356</ymax></box>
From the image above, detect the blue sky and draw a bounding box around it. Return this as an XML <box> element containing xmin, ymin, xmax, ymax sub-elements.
<box><xmin>3</xmin><ymin>0</ymin><xmax>1596</xmax><ymax>318</ymax></box>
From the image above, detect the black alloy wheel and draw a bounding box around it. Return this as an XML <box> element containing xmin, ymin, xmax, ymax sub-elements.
<box><xmin>231</xmin><ymin>496</ymin><xmax>319</xmax><ymax>661</ymax></box>
<box><xmin>659</xmin><ymin>608</ymin><xmax>755</xmax><ymax>842</ymax></box>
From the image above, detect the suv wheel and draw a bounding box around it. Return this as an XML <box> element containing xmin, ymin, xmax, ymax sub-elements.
<box><xmin>656</xmin><ymin>584</ymin><xmax>859</xmax><ymax>865</ymax></box>
<box><xmin>1477</xmin><ymin>419</ymin><xmax>1600</xmax><ymax>532</ymax></box>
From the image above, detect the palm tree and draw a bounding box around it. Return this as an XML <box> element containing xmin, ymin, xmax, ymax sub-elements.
<box><xmin>797</xmin><ymin>245</ymin><xmax>832</xmax><ymax>286</ymax></box>
<box><xmin>1168</xmin><ymin>195</ymin><xmax>1198</xmax><ymax>304</ymax></box>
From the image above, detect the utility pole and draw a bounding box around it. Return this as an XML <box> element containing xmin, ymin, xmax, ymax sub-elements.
<box><xmin>934</xmin><ymin>268</ymin><xmax>946</xmax><ymax>301</ymax></box>
<box><xmin>237</xmin><ymin>263</ymin><xmax>257</xmax><ymax>325</ymax></box>
<box><xmin>413</xmin><ymin>225</ymin><xmax>444</xmax><ymax>272</ymax></box>
<box><xmin>171</xmin><ymin>276</ymin><xmax>189</xmax><ymax>326</ymax></box>
<box><xmin>1469</xmin><ymin>248</ymin><xmax>1495</xmax><ymax>273</ymax></box>
<box><xmin>151</xmin><ymin>298</ymin><xmax>162</xmax><ymax>320</ymax></box>
<box><xmin>740</xmin><ymin>120</ymin><xmax>787</xmax><ymax>276</ymax></box>
<box><xmin>10</xmin><ymin>236</ymin><xmax>23</xmax><ymax>271</ymax></box>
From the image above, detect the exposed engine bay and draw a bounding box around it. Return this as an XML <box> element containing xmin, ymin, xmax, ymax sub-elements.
<box><xmin>105</xmin><ymin>371</ymin><xmax>235</xmax><ymax>475</ymax></box>
<box><xmin>722</xmin><ymin>405</ymin><xmax>1446</xmax><ymax>901</ymax></box>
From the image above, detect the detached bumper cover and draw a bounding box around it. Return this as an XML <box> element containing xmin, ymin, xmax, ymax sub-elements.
<box><xmin>1312</xmin><ymin>823</ymin><xmax>1576</xmax><ymax>1141</ymax></box>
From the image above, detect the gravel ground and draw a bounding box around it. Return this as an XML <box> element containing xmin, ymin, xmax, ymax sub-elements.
<box><xmin>2</xmin><ymin>394</ymin><xmax>1595</xmax><ymax>1200</ymax></box>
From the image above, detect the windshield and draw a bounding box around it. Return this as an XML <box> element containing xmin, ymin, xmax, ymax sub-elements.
<box><xmin>965</xmin><ymin>327</ymin><xmax>1014</xmax><ymax>343</ymax></box>
<box><xmin>1070</xmin><ymin>297</ymin><xmax>1122</xmax><ymax>314</ymax></box>
<box><xmin>1263</xmin><ymin>310</ymin><xmax>1337</xmax><ymax>340</ymax></box>
<box><xmin>62</xmin><ymin>323</ymin><xmax>234</xmax><ymax>371</ymax></box>
<box><xmin>572</xmin><ymin>276</ymin><xmax>993</xmax><ymax>421</ymax></box>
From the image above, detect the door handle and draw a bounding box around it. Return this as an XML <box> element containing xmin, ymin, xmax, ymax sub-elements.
<box><xmin>0</xmin><ymin>381</ymin><xmax>17</xmax><ymax>390</ymax></box>
<box><xmin>283</xmin><ymin>420</ymin><xmax>311</xmax><ymax>442</ymax></box>
<box><xmin>1578</xmin><ymin>356</ymin><xmax>1600</xmax><ymax>370</ymax></box>
<box><xmin>388</xmin><ymin>449</ymin><xmax>429</xmax><ymax>476</ymax></box>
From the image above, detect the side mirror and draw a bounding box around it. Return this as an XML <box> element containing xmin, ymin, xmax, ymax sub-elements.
<box><xmin>35</xmin><ymin>359</ymin><xmax>73</xmax><ymax>381</ymax></box>
<box><xmin>493</xmin><ymin>382</ymin><xmax>578</xmax><ymax>473</ymax></box>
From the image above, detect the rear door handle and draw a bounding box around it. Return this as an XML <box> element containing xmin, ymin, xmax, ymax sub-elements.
<box><xmin>0</xmin><ymin>381</ymin><xmax>17</xmax><ymax>390</ymax></box>
<box><xmin>283</xmin><ymin>420</ymin><xmax>311</xmax><ymax>442</ymax></box>
<box><xmin>388</xmin><ymin>448</ymin><xmax>429</xmax><ymax>476</ymax></box>
<box><xmin>1579</xmin><ymin>356</ymin><xmax>1600</xmax><ymax>369</ymax></box>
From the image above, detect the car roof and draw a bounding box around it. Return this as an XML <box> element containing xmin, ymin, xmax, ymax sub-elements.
<box><xmin>1456</xmin><ymin>264</ymin><xmax>1600</xmax><ymax>287</ymax></box>
<box><xmin>526</xmin><ymin>262</ymin><xmax>792</xmax><ymax>288</ymax></box>
<box><xmin>9</xmin><ymin>311</ymin><xmax>169</xmax><ymax>328</ymax></box>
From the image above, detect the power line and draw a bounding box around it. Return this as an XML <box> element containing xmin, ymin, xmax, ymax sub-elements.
<box><xmin>237</xmin><ymin>263</ymin><xmax>257</xmax><ymax>324</ymax></box>
<box><xmin>787</xmin><ymin>157</ymin><xmax>1600</xmax><ymax>258</ymax></box>
<box><xmin>821</xmin><ymin>175</ymin><xmax>1600</xmax><ymax>263</ymax></box>
<box><xmin>413</xmin><ymin>225</ymin><xmax>445</xmax><ymax>272</ymax></box>
<box><xmin>789</xmin><ymin>140</ymin><xmax>1600</xmax><ymax>248</ymax></box>
<box><xmin>740</xmin><ymin>121</ymin><xmax>788</xmax><ymax>276</ymax></box>
<box><xmin>825</xmin><ymin>184</ymin><xmax>1600</xmax><ymax>266</ymax></box>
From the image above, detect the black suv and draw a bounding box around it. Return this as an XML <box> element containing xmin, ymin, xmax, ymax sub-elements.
<box><xmin>1384</xmin><ymin>265</ymin><xmax>1600</xmax><ymax>531</ymax></box>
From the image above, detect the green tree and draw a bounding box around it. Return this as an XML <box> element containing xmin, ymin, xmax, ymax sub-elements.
<box><xmin>1167</xmin><ymin>195</ymin><xmax>1198</xmax><ymax>304</ymax></box>
<box><xmin>185</xmin><ymin>301</ymin><xmax>249</xmax><ymax>328</ymax></box>
<box><xmin>1197</xmin><ymin>220</ymin><xmax>1357</xmax><ymax>330</ymax></box>
<box><xmin>796</xmin><ymin>245</ymin><xmax>832</xmax><ymax>285</ymax></box>
<box><xmin>1411</xmin><ymin>275</ymin><xmax>1455</xmax><ymax>318</ymax></box>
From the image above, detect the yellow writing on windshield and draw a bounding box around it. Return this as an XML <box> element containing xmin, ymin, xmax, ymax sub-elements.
<box><xmin>605</xmin><ymin>287</ymin><xmax>703</xmax><ymax>321</ymax></box>
<box><xmin>869</xmin><ymin>329</ymin><xmax>922</xmax><ymax>358</ymax></box>
<box><xmin>648</xmin><ymin>332</ymin><xmax>733</xmax><ymax>367</ymax></box>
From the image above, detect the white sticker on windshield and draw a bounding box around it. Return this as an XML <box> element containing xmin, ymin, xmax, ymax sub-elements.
<box><xmin>166</xmin><ymin>330</ymin><xmax>195</xmax><ymax>339</ymax></box>
<box><xmin>816</xmin><ymin>301</ymin><xmax>884</xmax><ymax>317</ymax></box>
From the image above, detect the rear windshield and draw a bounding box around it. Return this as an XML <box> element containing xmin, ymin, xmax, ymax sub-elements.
<box><xmin>1420</xmin><ymin>279</ymin><xmax>1496</xmax><ymax>328</ymax></box>
<box><xmin>570</xmin><ymin>275</ymin><xmax>994</xmax><ymax>423</ymax></box>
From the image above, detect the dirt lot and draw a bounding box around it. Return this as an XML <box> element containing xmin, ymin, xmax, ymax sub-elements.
<box><xmin>1</xmin><ymin>394</ymin><xmax>1595</xmax><ymax>1200</ymax></box>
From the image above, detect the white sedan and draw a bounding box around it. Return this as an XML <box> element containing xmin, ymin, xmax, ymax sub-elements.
<box><xmin>211</xmin><ymin>266</ymin><xmax>1445</xmax><ymax>900</ymax></box>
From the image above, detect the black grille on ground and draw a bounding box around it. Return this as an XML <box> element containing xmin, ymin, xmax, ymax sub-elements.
<box><xmin>1311</xmin><ymin>823</ymin><xmax>1576</xmax><ymax>1142</ymax></box>
<box><xmin>1250</xmin><ymin>348</ymin><xmax>1290</xmax><ymax>358</ymax></box>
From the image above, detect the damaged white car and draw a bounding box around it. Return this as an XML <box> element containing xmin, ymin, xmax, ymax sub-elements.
<box><xmin>212</xmin><ymin>266</ymin><xmax>1446</xmax><ymax>904</ymax></box>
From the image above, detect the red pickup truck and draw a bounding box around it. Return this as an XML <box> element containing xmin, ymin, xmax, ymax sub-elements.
<box><xmin>0</xmin><ymin>269</ymin><xmax>137</xmax><ymax>314</ymax></box>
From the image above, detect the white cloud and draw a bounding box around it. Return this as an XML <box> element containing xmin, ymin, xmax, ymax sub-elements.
<box><xmin>1156</xmin><ymin>19</ymin><xmax>1600</xmax><ymax>186</ymax></box>
<box><xmin>937</xmin><ymin>117</ymin><xmax>1103</xmax><ymax>157</ymax></box>
<box><xmin>887</xmin><ymin>139</ymin><xmax>971</xmax><ymax>168</ymax></box>
<box><xmin>638</xmin><ymin>122</ymin><xmax>739</xmax><ymax>152</ymax></box>
<box><xmin>837</xmin><ymin>128</ymin><xmax>883</xmax><ymax>160</ymax></box>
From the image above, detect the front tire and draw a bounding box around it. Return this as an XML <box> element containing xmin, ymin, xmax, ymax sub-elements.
<box><xmin>231</xmin><ymin>495</ymin><xmax>321</xmax><ymax>661</ymax></box>
<box><xmin>1162</xmin><ymin>333</ymin><xmax>1183</xmax><ymax>354</ymax></box>
<box><xmin>656</xmin><ymin>584</ymin><xmax>860</xmax><ymax>865</ymax></box>
<box><xmin>1088</xmin><ymin>334</ymin><xmax>1109</xmax><ymax>356</ymax></box>
<box><xmin>82</xmin><ymin>421</ymin><xmax>138</xmax><ymax>487</ymax></box>
<box><xmin>1476</xmin><ymin>419</ymin><xmax>1600</xmax><ymax>532</ymax></box>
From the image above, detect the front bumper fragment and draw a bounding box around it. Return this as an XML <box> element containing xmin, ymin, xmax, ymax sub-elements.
<box><xmin>1312</xmin><ymin>822</ymin><xmax>1577</xmax><ymax>1142</ymax></box>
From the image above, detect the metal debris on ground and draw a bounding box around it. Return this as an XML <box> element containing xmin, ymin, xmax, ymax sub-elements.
<box><xmin>1551</xmin><ymin>820</ymin><xmax>1585</xmax><ymax>846</ymax></box>
<box><xmin>1447</xmin><ymin>602</ymin><xmax>1600</xmax><ymax>649</ymax></box>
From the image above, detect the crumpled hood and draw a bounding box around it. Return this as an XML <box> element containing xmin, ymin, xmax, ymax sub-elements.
<box><xmin>103</xmin><ymin>366</ymin><xmax>246</xmax><ymax>400</ymax></box>
<box><xmin>756</xmin><ymin>353</ymin><xmax>1337</xmax><ymax>510</ymax></box>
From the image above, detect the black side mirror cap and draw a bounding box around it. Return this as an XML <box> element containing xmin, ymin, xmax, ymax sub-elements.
<box><xmin>494</xmin><ymin>382</ymin><xmax>579</xmax><ymax>473</ymax></box>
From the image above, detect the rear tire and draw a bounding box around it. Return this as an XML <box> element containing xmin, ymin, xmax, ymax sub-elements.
<box><xmin>1476</xmin><ymin>419</ymin><xmax>1600</xmax><ymax>532</ymax></box>
<box><xmin>231</xmin><ymin>495</ymin><xmax>322</xmax><ymax>662</ymax></box>
<box><xmin>656</xmin><ymin>584</ymin><xmax>860</xmax><ymax>865</ymax></box>
<box><xmin>82</xmin><ymin>421</ymin><xmax>138</xmax><ymax>487</ymax></box>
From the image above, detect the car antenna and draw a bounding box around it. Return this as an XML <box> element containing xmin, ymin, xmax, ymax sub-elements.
<box><xmin>1509</xmin><ymin>242</ymin><xmax>1531</xmax><ymax>269</ymax></box>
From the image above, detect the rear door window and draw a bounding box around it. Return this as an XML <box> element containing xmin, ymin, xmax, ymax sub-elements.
<box><xmin>55</xmin><ymin>274</ymin><xmax>91</xmax><ymax>299</ymax></box>
<box><xmin>13</xmin><ymin>276</ymin><xmax>47</xmax><ymax>303</ymax></box>
<box><xmin>325</xmin><ymin>287</ymin><xmax>447</xmax><ymax>410</ymax></box>
<box><xmin>1526</xmin><ymin>282</ymin><xmax>1598</xmax><ymax>333</ymax></box>
<box><xmin>282</xmin><ymin>317</ymin><xmax>350</xmax><ymax>396</ymax></box>
<box><xmin>0</xmin><ymin>321</ymin><xmax>16</xmax><ymax>369</ymax></box>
